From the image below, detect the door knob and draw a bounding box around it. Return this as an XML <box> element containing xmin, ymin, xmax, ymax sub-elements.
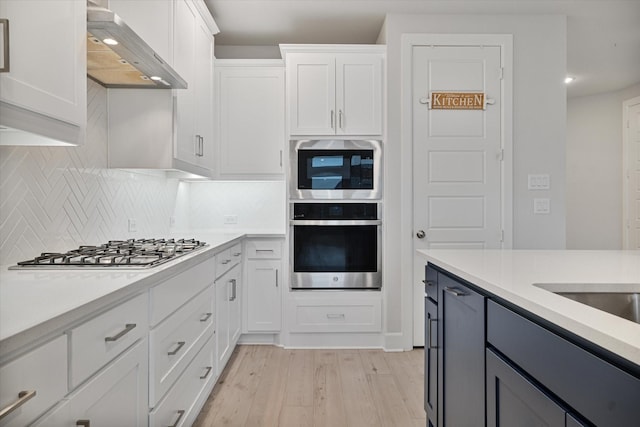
<box><xmin>416</xmin><ymin>230</ymin><xmax>426</xmax><ymax>239</ymax></box>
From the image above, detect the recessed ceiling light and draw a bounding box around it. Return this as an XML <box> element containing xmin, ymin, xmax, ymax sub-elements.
<box><xmin>564</xmin><ymin>77</ymin><xmax>575</xmax><ymax>84</ymax></box>
<box><xmin>102</xmin><ymin>38</ymin><xmax>118</xmax><ymax>46</ymax></box>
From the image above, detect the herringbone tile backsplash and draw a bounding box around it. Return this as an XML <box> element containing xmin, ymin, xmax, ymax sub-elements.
<box><xmin>0</xmin><ymin>80</ymin><xmax>179</xmax><ymax>266</ymax></box>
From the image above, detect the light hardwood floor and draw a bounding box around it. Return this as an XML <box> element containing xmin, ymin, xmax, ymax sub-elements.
<box><xmin>193</xmin><ymin>345</ymin><xmax>426</xmax><ymax>427</ymax></box>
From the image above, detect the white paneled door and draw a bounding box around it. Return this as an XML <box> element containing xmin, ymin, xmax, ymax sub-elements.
<box><xmin>624</xmin><ymin>97</ymin><xmax>640</xmax><ymax>249</ymax></box>
<box><xmin>412</xmin><ymin>45</ymin><xmax>505</xmax><ymax>345</ymax></box>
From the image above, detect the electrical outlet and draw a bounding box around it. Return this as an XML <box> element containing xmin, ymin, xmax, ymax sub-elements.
<box><xmin>224</xmin><ymin>215</ymin><xmax>238</xmax><ymax>224</ymax></box>
<box><xmin>528</xmin><ymin>174</ymin><xmax>550</xmax><ymax>190</ymax></box>
<box><xmin>169</xmin><ymin>216</ymin><xmax>176</xmax><ymax>228</ymax></box>
<box><xmin>533</xmin><ymin>198</ymin><xmax>550</xmax><ymax>214</ymax></box>
<box><xmin>128</xmin><ymin>218</ymin><xmax>137</xmax><ymax>232</ymax></box>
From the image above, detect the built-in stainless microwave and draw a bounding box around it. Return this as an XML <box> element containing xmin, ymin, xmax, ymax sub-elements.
<box><xmin>290</xmin><ymin>139</ymin><xmax>382</xmax><ymax>200</ymax></box>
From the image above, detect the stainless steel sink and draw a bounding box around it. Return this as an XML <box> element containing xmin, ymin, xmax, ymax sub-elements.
<box><xmin>555</xmin><ymin>292</ymin><xmax>640</xmax><ymax>324</ymax></box>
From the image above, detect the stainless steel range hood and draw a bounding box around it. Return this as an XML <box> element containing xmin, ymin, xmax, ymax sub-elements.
<box><xmin>87</xmin><ymin>4</ymin><xmax>187</xmax><ymax>89</ymax></box>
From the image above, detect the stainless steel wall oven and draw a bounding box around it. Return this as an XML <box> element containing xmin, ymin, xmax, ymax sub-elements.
<box><xmin>290</xmin><ymin>202</ymin><xmax>381</xmax><ymax>290</ymax></box>
<box><xmin>290</xmin><ymin>139</ymin><xmax>382</xmax><ymax>200</ymax></box>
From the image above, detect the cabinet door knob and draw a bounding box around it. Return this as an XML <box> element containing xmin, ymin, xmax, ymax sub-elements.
<box><xmin>416</xmin><ymin>230</ymin><xmax>426</xmax><ymax>239</ymax></box>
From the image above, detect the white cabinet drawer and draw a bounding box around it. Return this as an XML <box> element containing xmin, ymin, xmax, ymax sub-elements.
<box><xmin>149</xmin><ymin>334</ymin><xmax>215</xmax><ymax>427</ymax></box>
<box><xmin>33</xmin><ymin>339</ymin><xmax>148</xmax><ymax>427</ymax></box>
<box><xmin>149</xmin><ymin>286</ymin><xmax>214</xmax><ymax>406</ymax></box>
<box><xmin>289</xmin><ymin>297</ymin><xmax>382</xmax><ymax>333</ymax></box>
<box><xmin>150</xmin><ymin>256</ymin><xmax>215</xmax><ymax>326</ymax></box>
<box><xmin>215</xmin><ymin>243</ymin><xmax>242</xmax><ymax>279</ymax></box>
<box><xmin>69</xmin><ymin>293</ymin><xmax>148</xmax><ymax>389</ymax></box>
<box><xmin>0</xmin><ymin>335</ymin><xmax>67</xmax><ymax>427</ymax></box>
<box><xmin>245</xmin><ymin>239</ymin><xmax>282</xmax><ymax>259</ymax></box>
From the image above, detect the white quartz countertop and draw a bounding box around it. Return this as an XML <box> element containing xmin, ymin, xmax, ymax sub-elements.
<box><xmin>0</xmin><ymin>232</ymin><xmax>283</xmax><ymax>357</ymax></box>
<box><xmin>417</xmin><ymin>249</ymin><xmax>640</xmax><ymax>366</ymax></box>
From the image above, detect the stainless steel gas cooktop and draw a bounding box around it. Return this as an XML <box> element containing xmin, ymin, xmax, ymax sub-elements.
<box><xmin>9</xmin><ymin>238</ymin><xmax>207</xmax><ymax>270</ymax></box>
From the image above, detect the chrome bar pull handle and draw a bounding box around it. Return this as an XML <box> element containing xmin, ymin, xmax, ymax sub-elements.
<box><xmin>428</xmin><ymin>318</ymin><xmax>438</xmax><ymax>349</ymax></box>
<box><xmin>275</xmin><ymin>269</ymin><xmax>278</xmax><ymax>288</ymax></box>
<box><xmin>330</xmin><ymin>109</ymin><xmax>335</xmax><ymax>129</ymax></box>
<box><xmin>168</xmin><ymin>410</ymin><xmax>185</xmax><ymax>427</ymax></box>
<box><xmin>199</xmin><ymin>312</ymin><xmax>212</xmax><ymax>322</ymax></box>
<box><xmin>0</xmin><ymin>390</ymin><xmax>36</xmax><ymax>420</ymax></box>
<box><xmin>200</xmin><ymin>366</ymin><xmax>213</xmax><ymax>380</ymax></box>
<box><xmin>105</xmin><ymin>323</ymin><xmax>136</xmax><ymax>342</ymax></box>
<box><xmin>168</xmin><ymin>341</ymin><xmax>186</xmax><ymax>356</ymax></box>
<box><xmin>443</xmin><ymin>287</ymin><xmax>469</xmax><ymax>297</ymax></box>
<box><xmin>0</xmin><ymin>19</ymin><xmax>9</xmax><ymax>72</ymax></box>
<box><xmin>339</xmin><ymin>109</ymin><xmax>343</xmax><ymax>129</ymax></box>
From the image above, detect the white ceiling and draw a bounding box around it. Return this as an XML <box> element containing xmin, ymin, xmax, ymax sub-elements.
<box><xmin>203</xmin><ymin>0</ymin><xmax>640</xmax><ymax>98</ymax></box>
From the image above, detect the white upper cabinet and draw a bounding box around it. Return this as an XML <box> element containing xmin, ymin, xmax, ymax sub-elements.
<box><xmin>281</xmin><ymin>45</ymin><xmax>385</xmax><ymax>136</ymax></box>
<box><xmin>0</xmin><ymin>0</ymin><xmax>86</xmax><ymax>146</ymax></box>
<box><xmin>107</xmin><ymin>0</ymin><xmax>218</xmax><ymax>178</ymax></box>
<box><xmin>173</xmin><ymin>0</ymin><xmax>215</xmax><ymax>175</ymax></box>
<box><xmin>215</xmin><ymin>60</ymin><xmax>285</xmax><ymax>179</ymax></box>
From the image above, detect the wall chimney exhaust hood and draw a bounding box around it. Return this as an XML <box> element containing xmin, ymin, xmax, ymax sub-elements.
<box><xmin>87</xmin><ymin>5</ymin><xmax>187</xmax><ymax>89</ymax></box>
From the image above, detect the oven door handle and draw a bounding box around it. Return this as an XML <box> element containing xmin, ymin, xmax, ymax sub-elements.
<box><xmin>290</xmin><ymin>219</ymin><xmax>382</xmax><ymax>226</ymax></box>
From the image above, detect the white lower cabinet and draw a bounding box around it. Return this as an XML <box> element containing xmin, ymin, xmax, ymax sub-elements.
<box><xmin>34</xmin><ymin>339</ymin><xmax>148</xmax><ymax>427</ymax></box>
<box><xmin>149</xmin><ymin>286</ymin><xmax>214</xmax><ymax>406</ymax></box>
<box><xmin>69</xmin><ymin>293</ymin><xmax>148</xmax><ymax>389</ymax></box>
<box><xmin>244</xmin><ymin>238</ymin><xmax>284</xmax><ymax>333</ymax></box>
<box><xmin>288</xmin><ymin>293</ymin><xmax>382</xmax><ymax>333</ymax></box>
<box><xmin>0</xmin><ymin>335</ymin><xmax>67</xmax><ymax>427</ymax></box>
<box><xmin>149</xmin><ymin>333</ymin><xmax>215</xmax><ymax>427</ymax></box>
<box><xmin>215</xmin><ymin>263</ymin><xmax>241</xmax><ymax>376</ymax></box>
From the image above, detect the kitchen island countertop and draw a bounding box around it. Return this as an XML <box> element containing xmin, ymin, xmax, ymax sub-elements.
<box><xmin>418</xmin><ymin>249</ymin><xmax>640</xmax><ymax>367</ymax></box>
<box><xmin>0</xmin><ymin>232</ymin><xmax>283</xmax><ymax>358</ymax></box>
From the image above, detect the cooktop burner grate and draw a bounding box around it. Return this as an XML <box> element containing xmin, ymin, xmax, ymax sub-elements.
<box><xmin>11</xmin><ymin>238</ymin><xmax>207</xmax><ymax>269</ymax></box>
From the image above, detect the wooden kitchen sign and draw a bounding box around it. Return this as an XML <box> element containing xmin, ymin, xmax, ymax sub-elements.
<box><xmin>431</xmin><ymin>92</ymin><xmax>485</xmax><ymax>110</ymax></box>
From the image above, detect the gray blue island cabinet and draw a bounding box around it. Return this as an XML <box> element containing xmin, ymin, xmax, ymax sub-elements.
<box><xmin>424</xmin><ymin>262</ymin><xmax>640</xmax><ymax>427</ymax></box>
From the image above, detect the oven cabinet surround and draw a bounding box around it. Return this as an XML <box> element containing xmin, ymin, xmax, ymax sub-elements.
<box><xmin>214</xmin><ymin>60</ymin><xmax>286</xmax><ymax>180</ymax></box>
<box><xmin>424</xmin><ymin>263</ymin><xmax>640</xmax><ymax>427</ymax></box>
<box><xmin>0</xmin><ymin>0</ymin><xmax>86</xmax><ymax>146</ymax></box>
<box><xmin>243</xmin><ymin>238</ymin><xmax>283</xmax><ymax>335</ymax></box>
<box><xmin>106</xmin><ymin>0</ymin><xmax>219</xmax><ymax>178</ymax></box>
<box><xmin>280</xmin><ymin>44</ymin><xmax>384</xmax><ymax>136</ymax></box>
<box><xmin>0</xmin><ymin>237</ymin><xmax>248</xmax><ymax>427</ymax></box>
<box><xmin>214</xmin><ymin>243</ymin><xmax>243</xmax><ymax>376</ymax></box>
<box><xmin>284</xmin><ymin>291</ymin><xmax>383</xmax><ymax>347</ymax></box>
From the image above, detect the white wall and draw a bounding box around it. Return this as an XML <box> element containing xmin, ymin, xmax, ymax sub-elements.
<box><xmin>381</xmin><ymin>14</ymin><xmax>567</xmax><ymax>347</ymax></box>
<box><xmin>566</xmin><ymin>83</ymin><xmax>640</xmax><ymax>249</ymax></box>
<box><xmin>177</xmin><ymin>181</ymin><xmax>286</xmax><ymax>232</ymax></box>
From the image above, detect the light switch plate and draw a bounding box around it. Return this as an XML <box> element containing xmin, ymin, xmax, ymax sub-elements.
<box><xmin>533</xmin><ymin>198</ymin><xmax>551</xmax><ymax>214</ymax></box>
<box><xmin>528</xmin><ymin>174</ymin><xmax>550</xmax><ymax>190</ymax></box>
<box><xmin>128</xmin><ymin>218</ymin><xmax>137</xmax><ymax>232</ymax></box>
